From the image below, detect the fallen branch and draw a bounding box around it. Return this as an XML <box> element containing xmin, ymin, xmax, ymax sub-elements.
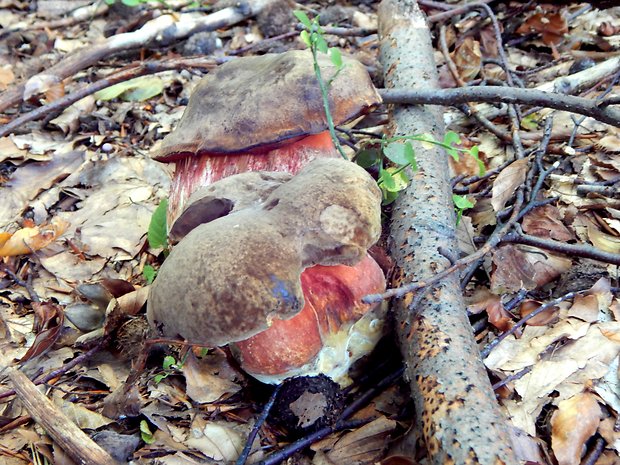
<box><xmin>0</xmin><ymin>0</ymin><xmax>275</xmax><ymax>113</ymax></box>
<box><xmin>7</xmin><ymin>367</ymin><xmax>120</xmax><ymax>465</ymax></box>
<box><xmin>379</xmin><ymin>86</ymin><xmax>620</xmax><ymax>127</ymax></box>
<box><xmin>378</xmin><ymin>1</ymin><xmax>517</xmax><ymax>464</ymax></box>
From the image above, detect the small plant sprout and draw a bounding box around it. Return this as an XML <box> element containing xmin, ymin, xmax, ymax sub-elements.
<box><xmin>144</xmin><ymin>198</ymin><xmax>169</xmax><ymax>283</ymax></box>
<box><xmin>356</xmin><ymin>131</ymin><xmax>482</xmax><ymax>207</ymax></box>
<box><xmin>453</xmin><ymin>194</ymin><xmax>475</xmax><ymax>224</ymax></box>
<box><xmin>294</xmin><ymin>10</ymin><xmax>347</xmax><ymax>159</ymax></box>
<box><xmin>153</xmin><ymin>354</ymin><xmax>184</xmax><ymax>384</ymax></box>
<box><xmin>140</xmin><ymin>420</ymin><xmax>156</xmax><ymax>444</ymax></box>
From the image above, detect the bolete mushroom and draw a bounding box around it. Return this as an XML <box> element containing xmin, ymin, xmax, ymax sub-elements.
<box><xmin>152</xmin><ymin>50</ymin><xmax>381</xmax><ymax>223</ymax></box>
<box><xmin>147</xmin><ymin>159</ymin><xmax>386</xmax><ymax>384</ymax></box>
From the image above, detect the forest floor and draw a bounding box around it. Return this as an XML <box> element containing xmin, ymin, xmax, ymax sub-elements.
<box><xmin>0</xmin><ymin>1</ymin><xmax>619</xmax><ymax>464</ymax></box>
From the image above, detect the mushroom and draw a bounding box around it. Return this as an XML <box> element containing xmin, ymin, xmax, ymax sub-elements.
<box><xmin>147</xmin><ymin>158</ymin><xmax>386</xmax><ymax>383</ymax></box>
<box><xmin>151</xmin><ymin>50</ymin><xmax>381</xmax><ymax>223</ymax></box>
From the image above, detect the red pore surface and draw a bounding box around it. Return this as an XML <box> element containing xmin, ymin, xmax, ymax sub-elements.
<box><xmin>233</xmin><ymin>254</ymin><xmax>386</xmax><ymax>378</ymax></box>
<box><xmin>168</xmin><ymin>131</ymin><xmax>336</xmax><ymax>223</ymax></box>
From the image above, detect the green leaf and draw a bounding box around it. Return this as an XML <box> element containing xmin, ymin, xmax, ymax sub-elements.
<box><xmin>153</xmin><ymin>373</ymin><xmax>166</xmax><ymax>384</ymax></box>
<box><xmin>121</xmin><ymin>77</ymin><xmax>164</xmax><ymax>102</ymax></box>
<box><xmin>329</xmin><ymin>48</ymin><xmax>342</xmax><ymax>68</ymax></box>
<box><xmin>453</xmin><ymin>194</ymin><xmax>474</xmax><ymax>210</ymax></box>
<box><xmin>469</xmin><ymin>145</ymin><xmax>486</xmax><ymax>176</ymax></box>
<box><xmin>300</xmin><ymin>30</ymin><xmax>311</xmax><ymax>48</ymax></box>
<box><xmin>104</xmin><ymin>0</ymin><xmax>116</xmax><ymax>4</ymax></box>
<box><xmin>95</xmin><ymin>77</ymin><xmax>164</xmax><ymax>102</ymax></box>
<box><xmin>293</xmin><ymin>10</ymin><xmax>312</xmax><ymax>28</ymax></box>
<box><xmin>140</xmin><ymin>420</ymin><xmax>155</xmax><ymax>444</ymax></box>
<box><xmin>441</xmin><ymin>131</ymin><xmax>461</xmax><ymax>161</ymax></box>
<box><xmin>143</xmin><ymin>265</ymin><xmax>157</xmax><ymax>284</ymax></box>
<box><xmin>122</xmin><ymin>0</ymin><xmax>141</xmax><ymax>6</ymax></box>
<box><xmin>382</xmin><ymin>189</ymin><xmax>399</xmax><ymax>205</ymax></box>
<box><xmin>148</xmin><ymin>199</ymin><xmax>168</xmax><ymax>250</ymax></box>
<box><xmin>379</xmin><ymin>169</ymin><xmax>396</xmax><ymax>191</ymax></box>
<box><xmin>384</xmin><ymin>141</ymin><xmax>416</xmax><ymax>167</ymax></box>
<box><xmin>355</xmin><ymin>148</ymin><xmax>381</xmax><ymax>168</ymax></box>
<box><xmin>383</xmin><ymin>167</ymin><xmax>409</xmax><ymax>192</ymax></box>
<box><xmin>443</xmin><ymin>131</ymin><xmax>461</xmax><ymax>146</ymax></box>
<box><xmin>315</xmin><ymin>35</ymin><xmax>329</xmax><ymax>54</ymax></box>
<box><xmin>162</xmin><ymin>355</ymin><xmax>176</xmax><ymax>370</ymax></box>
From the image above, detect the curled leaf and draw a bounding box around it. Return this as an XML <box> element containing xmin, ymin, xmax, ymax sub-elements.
<box><xmin>0</xmin><ymin>218</ymin><xmax>69</xmax><ymax>257</ymax></box>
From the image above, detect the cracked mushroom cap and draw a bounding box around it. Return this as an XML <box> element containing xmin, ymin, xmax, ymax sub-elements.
<box><xmin>152</xmin><ymin>50</ymin><xmax>381</xmax><ymax>161</ymax></box>
<box><xmin>147</xmin><ymin>158</ymin><xmax>381</xmax><ymax>346</ymax></box>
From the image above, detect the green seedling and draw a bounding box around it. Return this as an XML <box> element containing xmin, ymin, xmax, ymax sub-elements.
<box><xmin>153</xmin><ymin>354</ymin><xmax>183</xmax><ymax>384</ymax></box>
<box><xmin>294</xmin><ymin>10</ymin><xmax>347</xmax><ymax>159</ymax></box>
<box><xmin>144</xmin><ymin>198</ymin><xmax>169</xmax><ymax>283</ymax></box>
<box><xmin>140</xmin><ymin>420</ymin><xmax>156</xmax><ymax>444</ymax></box>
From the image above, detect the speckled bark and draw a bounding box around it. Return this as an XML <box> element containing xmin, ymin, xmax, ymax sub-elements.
<box><xmin>378</xmin><ymin>1</ymin><xmax>517</xmax><ymax>464</ymax></box>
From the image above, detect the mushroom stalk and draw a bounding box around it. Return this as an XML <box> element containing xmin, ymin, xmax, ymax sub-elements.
<box><xmin>168</xmin><ymin>131</ymin><xmax>336</xmax><ymax>225</ymax></box>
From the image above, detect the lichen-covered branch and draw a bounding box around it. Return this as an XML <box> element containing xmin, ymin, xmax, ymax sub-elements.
<box><xmin>378</xmin><ymin>1</ymin><xmax>518</xmax><ymax>463</ymax></box>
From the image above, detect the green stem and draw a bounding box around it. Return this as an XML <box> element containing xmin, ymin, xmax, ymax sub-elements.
<box><xmin>311</xmin><ymin>47</ymin><xmax>348</xmax><ymax>160</ymax></box>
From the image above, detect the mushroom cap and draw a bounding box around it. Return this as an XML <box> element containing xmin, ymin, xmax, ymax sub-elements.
<box><xmin>147</xmin><ymin>158</ymin><xmax>381</xmax><ymax>346</ymax></box>
<box><xmin>169</xmin><ymin>171</ymin><xmax>292</xmax><ymax>243</ymax></box>
<box><xmin>152</xmin><ymin>50</ymin><xmax>381</xmax><ymax>161</ymax></box>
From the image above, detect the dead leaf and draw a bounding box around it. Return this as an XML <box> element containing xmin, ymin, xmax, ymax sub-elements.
<box><xmin>516</xmin><ymin>12</ymin><xmax>568</xmax><ymax>45</ymax></box>
<box><xmin>314</xmin><ymin>416</ymin><xmax>397</xmax><ymax>465</ymax></box>
<box><xmin>182</xmin><ymin>352</ymin><xmax>241</xmax><ymax>404</ymax></box>
<box><xmin>52</xmin><ymin>392</ymin><xmax>115</xmax><ymax>429</ymax></box>
<box><xmin>0</xmin><ymin>64</ymin><xmax>15</xmax><ymax>91</ymax></box>
<box><xmin>19</xmin><ymin>302</ymin><xmax>64</xmax><ymax>363</ymax></box>
<box><xmin>491</xmin><ymin>244</ymin><xmax>572</xmax><ymax>293</ymax></box>
<box><xmin>518</xmin><ymin>299</ymin><xmax>558</xmax><ymax>326</ymax></box>
<box><xmin>587</xmin><ymin>224</ymin><xmax>620</xmax><ymax>254</ymax></box>
<box><xmin>491</xmin><ymin>158</ymin><xmax>529</xmax><ymax>212</ymax></box>
<box><xmin>551</xmin><ymin>392</ymin><xmax>602</xmax><ymax>465</ymax></box>
<box><xmin>184</xmin><ymin>419</ymin><xmax>245</xmax><ymax>462</ymax></box>
<box><xmin>522</xmin><ymin>205</ymin><xmax>574</xmax><ymax>241</ymax></box>
<box><xmin>453</xmin><ymin>37</ymin><xmax>481</xmax><ymax>81</ymax></box>
<box><xmin>0</xmin><ymin>217</ymin><xmax>69</xmax><ymax>257</ymax></box>
<box><xmin>0</xmin><ymin>150</ymin><xmax>84</xmax><ymax>229</ymax></box>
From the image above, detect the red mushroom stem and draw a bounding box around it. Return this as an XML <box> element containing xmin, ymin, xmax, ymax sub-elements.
<box><xmin>168</xmin><ymin>131</ymin><xmax>336</xmax><ymax>224</ymax></box>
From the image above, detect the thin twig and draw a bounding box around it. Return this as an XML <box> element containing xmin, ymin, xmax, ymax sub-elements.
<box><xmin>480</xmin><ymin>290</ymin><xmax>588</xmax><ymax>358</ymax></box>
<box><xmin>378</xmin><ymin>87</ymin><xmax>620</xmax><ymax>127</ymax></box>
<box><xmin>236</xmin><ymin>384</ymin><xmax>282</xmax><ymax>465</ymax></box>
<box><xmin>492</xmin><ymin>366</ymin><xmax>532</xmax><ymax>391</ymax></box>
<box><xmin>501</xmin><ymin>231</ymin><xmax>620</xmax><ymax>265</ymax></box>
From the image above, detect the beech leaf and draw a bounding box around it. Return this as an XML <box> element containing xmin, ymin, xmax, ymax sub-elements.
<box><xmin>491</xmin><ymin>158</ymin><xmax>529</xmax><ymax>212</ymax></box>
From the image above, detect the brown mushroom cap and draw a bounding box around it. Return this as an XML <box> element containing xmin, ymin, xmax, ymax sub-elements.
<box><xmin>152</xmin><ymin>50</ymin><xmax>381</xmax><ymax>161</ymax></box>
<box><xmin>147</xmin><ymin>158</ymin><xmax>381</xmax><ymax>346</ymax></box>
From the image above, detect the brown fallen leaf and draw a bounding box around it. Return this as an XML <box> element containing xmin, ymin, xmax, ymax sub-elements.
<box><xmin>491</xmin><ymin>158</ymin><xmax>529</xmax><ymax>212</ymax></box>
<box><xmin>0</xmin><ymin>217</ymin><xmax>69</xmax><ymax>257</ymax></box>
<box><xmin>551</xmin><ymin>392</ymin><xmax>602</xmax><ymax>465</ymax></box>
<box><xmin>453</xmin><ymin>37</ymin><xmax>481</xmax><ymax>81</ymax></box>
<box><xmin>518</xmin><ymin>299</ymin><xmax>558</xmax><ymax>326</ymax></box>
<box><xmin>314</xmin><ymin>416</ymin><xmax>397</xmax><ymax>465</ymax></box>
<box><xmin>587</xmin><ymin>224</ymin><xmax>620</xmax><ymax>254</ymax></box>
<box><xmin>522</xmin><ymin>204</ymin><xmax>574</xmax><ymax>241</ymax></box>
<box><xmin>516</xmin><ymin>11</ymin><xmax>568</xmax><ymax>45</ymax></box>
<box><xmin>19</xmin><ymin>302</ymin><xmax>65</xmax><ymax>363</ymax></box>
<box><xmin>491</xmin><ymin>244</ymin><xmax>572</xmax><ymax>293</ymax></box>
